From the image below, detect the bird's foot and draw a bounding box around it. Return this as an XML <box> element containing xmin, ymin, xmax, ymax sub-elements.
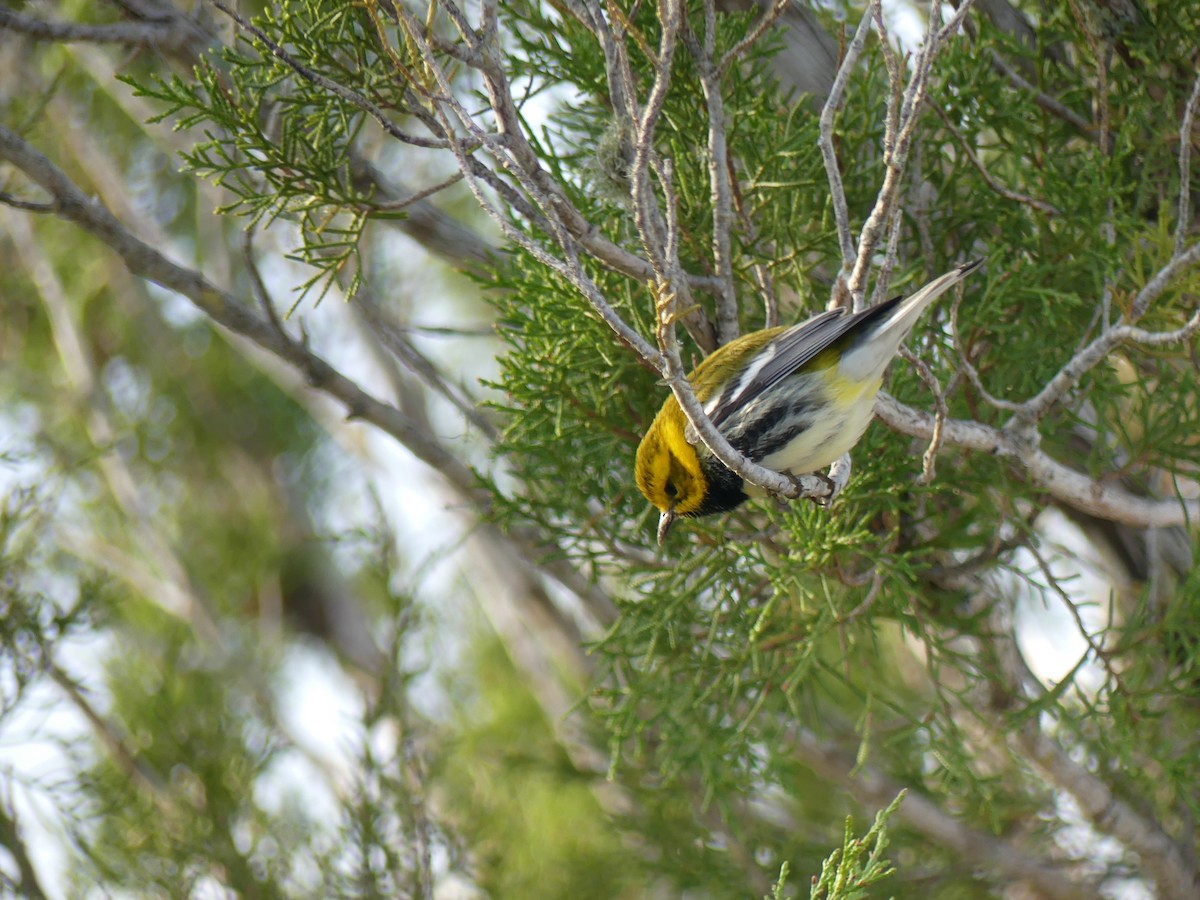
<box><xmin>820</xmin><ymin>454</ymin><xmax>853</xmax><ymax>507</ymax></box>
<box><xmin>780</xmin><ymin>472</ymin><xmax>836</xmax><ymax>508</ymax></box>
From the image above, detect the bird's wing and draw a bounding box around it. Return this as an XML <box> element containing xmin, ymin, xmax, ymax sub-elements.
<box><xmin>705</xmin><ymin>300</ymin><xmax>902</xmax><ymax>430</ymax></box>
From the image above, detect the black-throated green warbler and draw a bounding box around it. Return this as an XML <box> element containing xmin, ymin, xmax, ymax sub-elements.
<box><xmin>635</xmin><ymin>260</ymin><xmax>982</xmax><ymax>542</ymax></box>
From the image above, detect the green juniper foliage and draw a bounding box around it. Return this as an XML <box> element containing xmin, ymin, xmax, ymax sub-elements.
<box><xmin>128</xmin><ymin>2</ymin><xmax>419</xmax><ymax>303</ymax></box>
<box><xmin>808</xmin><ymin>793</ymin><xmax>903</xmax><ymax>900</ymax></box>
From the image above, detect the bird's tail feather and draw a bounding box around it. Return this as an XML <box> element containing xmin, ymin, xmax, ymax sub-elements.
<box><xmin>839</xmin><ymin>259</ymin><xmax>983</xmax><ymax>384</ymax></box>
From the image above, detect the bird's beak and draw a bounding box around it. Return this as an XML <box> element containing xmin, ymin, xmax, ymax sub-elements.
<box><xmin>657</xmin><ymin>507</ymin><xmax>677</xmax><ymax>546</ymax></box>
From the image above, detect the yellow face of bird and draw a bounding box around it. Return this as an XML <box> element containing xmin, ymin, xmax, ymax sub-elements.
<box><xmin>634</xmin><ymin>329</ymin><xmax>783</xmax><ymax>541</ymax></box>
<box><xmin>634</xmin><ymin>400</ymin><xmax>708</xmax><ymax>520</ymax></box>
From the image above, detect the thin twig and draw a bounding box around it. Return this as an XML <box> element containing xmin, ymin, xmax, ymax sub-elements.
<box><xmin>1065</xmin><ymin>0</ymin><xmax>1110</xmax><ymax>156</ymax></box>
<box><xmin>627</xmin><ymin>0</ymin><xmax>683</xmax><ymax>281</ymax></box>
<box><xmin>847</xmin><ymin>0</ymin><xmax>977</xmax><ymax>305</ymax></box>
<box><xmin>818</xmin><ymin>4</ymin><xmax>876</xmax><ymax>279</ymax></box>
<box><xmin>360</xmin><ymin>300</ymin><xmax>500</xmax><ymax>441</ymax></box>
<box><xmin>0</xmin><ymin>7</ymin><xmax>189</xmax><ymax>49</ymax></box>
<box><xmin>405</xmin><ymin>0</ymin><xmax>718</xmax><ymax>363</ymax></box>
<box><xmin>655</xmin><ymin>157</ymin><xmax>682</xmax><ymax>287</ymax></box>
<box><xmin>729</xmin><ymin>171</ymin><xmax>780</xmax><ymax>327</ymax></box>
<box><xmin>604</xmin><ymin>0</ymin><xmax>659</xmax><ymax>67</ymax></box>
<box><xmin>1020</xmin><ymin>245</ymin><xmax>1200</xmax><ymax>421</ymax></box>
<box><xmin>367</xmin><ymin>171</ymin><xmax>465</xmax><ymax>211</ymax></box>
<box><xmin>932</xmin><ymin>104</ymin><xmax>1062</xmax><ymax>216</ymax></box>
<box><xmin>950</xmin><ymin>286</ymin><xmax>1024</xmax><ymax>413</ymax></box>
<box><xmin>837</xmin><ymin>572</ymin><xmax>883</xmax><ymax>622</ymax></box>
<box><xmin>694</xmin><ymin>0</ymin><xmax>740</xmax><ymax>343</ymax></box>
<box><xmin>988</xmin><ymin>49</ymin><xmax>1092</xmax><ymax>134</ymax></box>
<box><xmin>869</xmin><ymin>207</ymin><xmax>904</xmax><ymax>305</ymax></box>
<box><xmin>716</xmin><ymin>0</ymin><xmax>789</xmax><ymax>77</ymax></box>
<box><xmin>0</xmin><ymin>190</ymin><xmax>56</xmax><ymax>213</ymax></box>
<box><xmin>898</xmin><ymin>346</ymin><xmax>948</xmax><ymax>483</ymax></box>
<box><xmin>871</xmin><ymin>0</ymin><xmax>901</xmax><ymax>151</ymax></box>
<box><xmin>241</xmin><ymin>225</ymin><xmax>287</xmax><ymax>339</ymax></box>
<box><xmin>1175</xmin><ymin>71</ymin><xmax>1200</xmax><ymax>255</ymax></box>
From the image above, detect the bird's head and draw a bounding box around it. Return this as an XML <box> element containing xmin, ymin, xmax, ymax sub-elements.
<box><xmin>634</xmin><ymin>401</ymin><xmax>713</xmax><ymax>544</ymax></box>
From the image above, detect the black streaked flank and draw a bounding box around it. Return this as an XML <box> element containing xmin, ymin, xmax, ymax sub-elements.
<box><xmin>729</xmin><ymin>398</ymin><xmax>816</xmax><ymax>460</ymax></box>
<box><xmin>725</xmin><ymin>395</ymin><xmax>816</xmax><ymax>461</ymax></box>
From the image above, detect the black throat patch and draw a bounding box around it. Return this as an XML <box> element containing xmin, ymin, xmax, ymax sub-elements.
<box><xmin>693</xmin><ymin>457</ymin><xmax>747</xmax><ymax>517</ymax></box>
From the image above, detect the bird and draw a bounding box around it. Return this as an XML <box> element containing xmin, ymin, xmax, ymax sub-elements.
<box><xmin>635</xmin><ymin>260</ymin><xmax>982</xmax><ymax>543</ymax></box>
